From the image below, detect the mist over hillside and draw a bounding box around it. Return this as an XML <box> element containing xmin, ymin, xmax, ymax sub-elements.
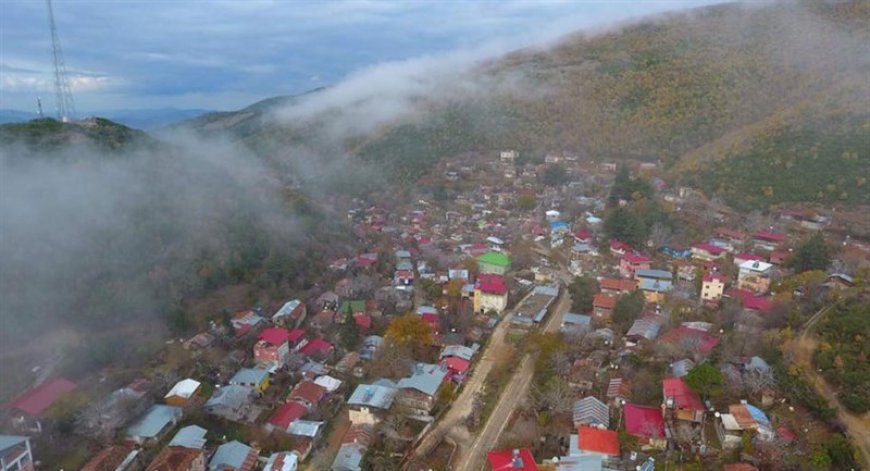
<box><xmin>1</xmin><ymin>0</ymin><xmax>867</xmax><ymax>383</ymax></box>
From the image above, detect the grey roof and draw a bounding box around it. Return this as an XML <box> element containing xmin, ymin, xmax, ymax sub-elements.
<box><xmin>626</xmin><ymin>318</ymin><xmax>662</xmax><ymax>340</ymax></box>
<box><xmin>0</xmin><ymin>435</ymin><xmax>28</xmax><ymax>453</ymax></box>
<box><xmin>332</xmin><ymin>443</ymin><xmax>365</xmax><ymax>471</ymax></box>
<box><xmin>264</xmin><ymin>452</ymin><xmax>299</xmax><ymax>471</ymax></box>
<box><xmin>287</xmin><ymin>420</ymin><xmax>323</xmax><ymax>438</ymax></box>
<box><xmin>395</xmin><ymin>250</ymin><xmax>412</xmax><ymax>259</ymax></box>
<box><xmin>634</xmin><ymin>269</ymin><xmax>673</xmax><ymax>280</ymax></box>
<box><xmin>416</xmin><ymin>305</ymin><xmax>438</xmax><ymax>315</ymax></box>
<box><xmin>573</xmin><ymin>396</ymin><xmax>610</xmax><ymax>427</ymax></box>
<box><xmin>230</xmin><ymin>368</ymin><xmax>269</xmax><ymax>385</ymax></box>
<box><xmin>638</xmin><ymin>458</ymin><xmax>656</xmax><ymax>471</ymax></box>
<box><xmin>746</xmin><ymin>356</ymin><xmax>770</xmax><ymax>373</ymax></box>
<box><xmin>534</xmin><ymin>284</ymin><xmax>559</xmax><ymax>297</ymax></box>
<box><xmin>362</xmin><ymin>335</ymin><xmax>384</xmax><ymax>349</ymax></box>
<box><xmin>563</xmin><ymin>313</ymin><xmax>592</xmax><ymax>326</ymax></box>
<box><xmin>639</xmin><ymin>278</ymin><xmax>672</xmax><ymax>293</ymax></box>
<box><xmin>347</xmin><ymin>384</ymin><xmax>397</xmax><ymax>410</ymax></box>
<box><xmin>396</xmin><ymin>261</ymin><xmax>413</xmax><ymax>271</ymax></box>
<box><xmin>205</xmin><ymin>385</ymin><xmax>252</xmax><ymax>410</ymax></box>
<box><xmin>440</xmin><ymin>345</ymin><xmax>477</xmax><ymax>361</ymax></box>
<box><xmin>209</xmin><ymin>440</ymin><xmax>253</xmax><ymax>470</ymax></box>
<box><xmin>671</xmin><ymin>359</ymin><xmax>695</xmax><ymax>378</ymax></box>
<box><xmin>300</xmin><ymin>361</ymin><xmax>330</xmax><ymax>377</ymax></box>
<box><xmin>169</xmin><ymin>425</ymin><xmax>207</xmax><ymax>449</ymax></box>
<box><xmin>559</xmin><ymin>453</ymin><xmax>603</xmax><ymax>471</ymax></box>
<box><xmin>126</xmin><ymin>405</ymin><xmax>181</xmax><ymax>439</ymax></box>
<box><xmin>397</xmin><ymin>363</ymin><xmax>449</xmax><ymax>397</ymax></box>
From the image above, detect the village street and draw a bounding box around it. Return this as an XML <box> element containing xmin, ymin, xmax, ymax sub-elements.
<box><xmin>456</xmin><ymin>287</ymin><xmax>571</xmax><ymax>471</ymax></box>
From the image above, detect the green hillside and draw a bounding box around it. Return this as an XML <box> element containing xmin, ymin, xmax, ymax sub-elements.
<box><xmin>0</xmin><ymin>117</ymin><xmax>155</xmax><ymax>153</ymax></box>
<box><xmin>178</xmin><ymin>1</ymin><xmax>869</xmax><ymax>209</ymax></box>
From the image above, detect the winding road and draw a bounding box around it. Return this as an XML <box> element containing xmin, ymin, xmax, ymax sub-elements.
<box><xmin>788</xmin><ymin>299</ymin><xmax>870</xmax><ymax>469</ymax></box>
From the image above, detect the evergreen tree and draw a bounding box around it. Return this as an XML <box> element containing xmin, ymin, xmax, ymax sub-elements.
<box><xmin>569</xmin><ymin>276</ymin><xmax>599</xmax><ymax>313</ymax></box>
<box><xmin>340</xmin><ymin>311</ymin><xmax>360</xmax><ymax>351</ymax></box>
<box><xmin>612</xmin><ymin>290</ymin><xmax>645</xmax><ymax>333</ymax></box>
<box><xmin>789</xmin><ymin>233</ymin><xmax>831</xmax><ymax>273</ymax></box>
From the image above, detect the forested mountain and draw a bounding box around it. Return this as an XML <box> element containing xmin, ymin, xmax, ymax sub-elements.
<box><xmin>180</xmin><ymin>0</ymin><xmax>869</xmax><ymax>210</ymax></box>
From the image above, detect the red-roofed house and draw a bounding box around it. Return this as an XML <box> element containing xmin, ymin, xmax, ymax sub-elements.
<box><xmin>441</xmin><ymin>357</ymin><xmax>471</xmax><ymax>382</ymax></box>
<box><xmin>421</xmin><ymin>313</ymin><xmax>441</xmax><ymax>335</ymax></box>
<box><xmin>474</xmin><ymin>274</ymin><xmax>508</xmax><ymax>314</ymax></box>
<box><xmin>267</xmin><ymin>401</ymin><xmax>308</xmax><ymax>433</ymax></box>
<box><xmin>619</xmin><ymin>253</ymin><xmax>651</xmax><ymax>278</ymax></box>
<box><xmin>288</xmin><ymin>381</ymin><xmax>327</xmax><ymax>410</ymax></box>
<box><xmin>701</xmin><ymin>273</ymin><xmax>727</xmax><ymax>303</ymax></box>
<box><xmin>752</xmin><ymin>231</ymin><xmax>786</xmax><ymax>251</ymax></box>
<box><xmin>254</xmin><ymin>327</ymin><xmax>291</xmax><ymax>368</ymax></box>
<box><xmin>593</xmin><ymin>294</ymin><xmax>617</xmax><ymax>323</ymax></box>
<box><xmin>298</xmin><ymin>339</ymin><xmax>334</xmax><ymax>359</ymax></box>
<box><xmin>691</xmin><ymin>243</ymin><xmax>726</xmax><ymax>261</ymax></box>
<box><xmin>716</xmin><ymin>228</ymin><xmax>747</xmax><ymax>247</ymax></box>
<box><xmin>353</xmin><ymin>313</ymin><xmax>373</xmax><ymax>330</ymax></box>
<box><xmin>659</xmin><ymin>326</ymin><xmax>720</xmax><ymax>357</ymax></box>
<box><xmin>487</xmin><ymin>448</ymin><xmax>538</xmax><ymax>471</ymax></box>
<box><xmin>733</xmin><ymin>253</ymin><xmax>764</xmax><ymax>266</ymax></box>
<box><xmin>600</xmin><ymin>278</ymin><xmax>637</xmax><ymax>296</ymax></box>
<box><xmin>287</xmin><ymin>328</ymin><xmax>307</xmax><ymax>348</ymax></box>
<box><xmin>724</xmin><ymin>288</ymin><xmax>773</xmax><ymax>313</ymax></box>
<box><xmin>576</xmin><ymin>425</ymin><xmax>620</xmax><ymax>457</ymax></box>
<box><xmin>573</xmin><ymin>231</ymin><xmax>592</xmax><ymax>244</ymax></box>
<box><xmin>4</xmin><ymin>378</ymin><xmax>77</xmax><ymax>418</ymax></box>
<box><xmin>610</xmin><ymin>240</ymin><xmax>632</xmax><ymax>256</ymax></box>
<box><xmin>662</xmin><ymin>377</ymin><xmax>704</xmax><ymax>422</ymax></box>
<box><xmin>623</xmin><ymin>404</ymin><xmax>666</xmax><ymax>448</ymax></box>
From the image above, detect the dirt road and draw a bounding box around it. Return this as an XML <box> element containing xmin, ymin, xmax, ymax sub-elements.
<box><xmin>455</xmin><ymin>288</ymin><xmax>571</xmax><ymax>471</ymax></box>
<box><xmin>789</xmin><ymin>302</ymin><xmax>870</xmax><ymax>469</ymax></box>
<box><xmin>411</xmin><ymin>289</ymin><xmax>539</xmax><ymax>461</ymax></box>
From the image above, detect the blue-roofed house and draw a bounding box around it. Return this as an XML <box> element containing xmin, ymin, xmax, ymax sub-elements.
<box><xmin>204</xmin><ymin>385</ymin><xmax>254</xmax><ymax>422</ymax></box>
<box><xmin>169</xmin><ymin>425</ymin><xmax>207</xmax><ymax>449</ymax></box>
<box><xmin>332</xmin><ymin>442</ymin><xmax>365</xmax><ymax>471</ymax></box>
<box><xmin>395</xmin><ymin>250</ymin><xmax>412</xmax><ymax>260</ymax></box>
<box><xmin>347</xmin><ymin>384</ymin><xmax>397</xmax><ymax>425</ymax></box>
<box><xmin>550</xmin><ymin>220</ymin><xmax>570</xmax><ymax>235</ymax></box>
<box><xmin>561</xmin><ymin>313</ymin><xmax>592</xmax><ymax>334</ymax></box>
<box><xmin>126</xmin><ymin>405</ymin><xmax>182</xmax><ymax>445</ymax></box>
<box><xmin>0</xmin><ymin>435</ymin><xmax>32</xmax><ymax>471</ymax></box>
<box><xmin>635</xmin><ymin>269</ymin><xmax>673</xmax><ymax>303</ymax></box>
<box><xmin>209</xmin><ymin>440</ymin><xmax>258</xmax><ymax>471</ymax></box>
<box><xmin>229</xmin><ymin>368</ymin><xmax>270</xmax><ymax>393</ymax></box>
<box><xmin>396</xmin><ymin>363</ymin><xmax>449</xmax><ymax>416</ymax></box>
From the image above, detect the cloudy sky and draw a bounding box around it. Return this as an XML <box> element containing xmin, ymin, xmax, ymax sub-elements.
<box><xmin>1</xmin><ymin>0</ymin><xmax>718</xmax><ymax>113</ymax></box>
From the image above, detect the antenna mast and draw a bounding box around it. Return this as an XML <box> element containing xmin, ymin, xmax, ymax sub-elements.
<box><xmin>46</xmin><ymin>0</ymin><xmax>75</xmax><ymax>122</ymax></box>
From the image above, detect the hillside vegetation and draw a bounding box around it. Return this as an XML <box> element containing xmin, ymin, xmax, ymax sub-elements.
<box><xmin>0</xmin><ymin>117</ymin><xmax>155</xmax><ymax>153</ymax></box>
<box><xmin>182</xmin><ymin>1</ymin><xmax>869</xmax><ymax>210</ymax></box>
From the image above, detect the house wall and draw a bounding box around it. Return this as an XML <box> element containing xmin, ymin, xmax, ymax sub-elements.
<box><xmin>592</xmin><ymin>307</ymin><xmax>612</xmax><ymax>323</ymax></box>
<box><xmin>473</xmin><ymin>290</ymin><xmax>508</xmax><ymax>313</ymax></box>
<box><xmin>478</xmin><ymin>262</ymin><xmax>508</xmax><ymax>275</ymax></box>
<box><xmin>0</xmin><ymin>441</ymin><xmax>33</xmax><ymax>471</ymax></box>
<box><xmin>737</xmin><ymin>272</ymin><xmax>770</xmax><ymax>294</ymax></box>
<box><xmin>397</xmin><ymin>389</ymin><xmax>435</xmax><ymax>416</ymax></box>
<box><xmin>255</xmin><ymin>343</ymin><xmax>289</xmax><ymax>366</ymax></box>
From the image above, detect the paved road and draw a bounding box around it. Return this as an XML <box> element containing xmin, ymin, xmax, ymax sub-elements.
<box><xmin>789</xmin><ymin>301</ymin><xmax>870</xmax><ymax>469</ymax></box>
<box><xmin>456</xmin><ymin>288</ymin><xmax>571</xmax><ymax>471</ymax></box>
<box><xmin>410</xmin><ymin>288</ymin><xmax>540</xmax><ymax>462</ymax></box>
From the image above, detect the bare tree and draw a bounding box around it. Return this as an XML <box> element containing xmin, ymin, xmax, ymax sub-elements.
<box><xmin>533</xmin><ymin>377</ymin><xmax>574</xmax><ymax>415</ymax></box>
<box><xmin>744</xmin><ymin>369</ymin><xmax>776</xmax><ymax>396</ymax></box>
<box><xmin>649</xmin><ymin>222</ymin><xmax>673</xmax><ymax>248</ymax></box>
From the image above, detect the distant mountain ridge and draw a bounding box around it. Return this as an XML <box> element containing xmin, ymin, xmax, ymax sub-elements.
<box><xmin>0</xmin><ymin>107</ymin><xmax>215</xmax><ymax>130</ymax></box>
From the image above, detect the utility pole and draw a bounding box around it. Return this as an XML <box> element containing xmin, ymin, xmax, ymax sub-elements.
<box><xmin>46</xmin><ymin>0</ymin><xmax>75</xmax><ymax>122</ymax></box>
<box><xmin>36</xmin><ymin>97</ymin><xmax>44</xmax><ymax>118</ymax></box>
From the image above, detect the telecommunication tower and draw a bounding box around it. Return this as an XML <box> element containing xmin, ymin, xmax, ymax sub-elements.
<box><xmin>46</xmin><ymin>0</ymin><xmax>76</xmax><ymax>122</ymax></box>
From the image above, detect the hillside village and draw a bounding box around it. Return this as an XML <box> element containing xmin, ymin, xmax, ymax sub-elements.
<box><xmin>1</xmin><ymin>149</ymin><xmax>868</xmax><ymax>471</ymax></box>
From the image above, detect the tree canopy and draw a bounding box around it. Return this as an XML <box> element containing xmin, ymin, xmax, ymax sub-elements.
<box><xmin>685</xmin><ymin>361</ymin><xmax>725</xmax><ymax>399</ymax></box>
<box><xmin>385</xmin><ymin>313</ymin><xmax>432</xmax><ymax>356</ymax></box>
<box><xmin>612</xmin><ymin>290</ymin><xmax>646</xmax><ymax>333</ymax></box>
<box><xmin>569</xmin><ymin>276</ymin><xmax>600</xmax><ymax>313</ymax></box>
<box><xmin>789</xmin><ymin>233</ymin><xmax>831</xmax><ymax>273</ymax></box>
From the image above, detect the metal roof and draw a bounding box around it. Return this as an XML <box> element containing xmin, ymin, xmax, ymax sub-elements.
<box><xmin>230</xmin><ymin>368</ymin><xmax>269</xmax><ymax>385</ymax></box>
<box><xmin>263</xmin><ymin>452</ymin><xmax>298</xmax><ymax>471</ymax></box>
<box><xmin>126</xmin><ymin>405</ymin><xmax>181</xmax><ymax>439</ymax></box>
<box><xmin>0</xmin><ymin>435</ymin><xmax>28</xmax><ymax>453</ymax></box>
<box><xmin>165</xmin><ymin>378</ymin><xmax>201</xmax><ymax>400</ymax></box>
<box><xmin>347</xmin><ymin>384</ymin><xmax>396</xmax><ymax>410</ymax></box>
<box><xmin>169</xmin><ymin>425</ymin><xmax>207</xmax><ymax>449</ymax></box>
<box><xmin>573</xmin><ymin>396</ymin><xmax>610</xmax><ymax>427</ymax></box>
<box><xmin>397</xmin><ymin>363</ymin><xmax>448</xmax><ymax>396</ymax></box>
<box><xmin>332</xmin><ymin>443</ymin><xmax>365</xmax><ymax>471</ymax></box>
<box><xmin>288</xmin><ymin>420</ymin><xmax>324</xmax><ymax>438</ymax></box>
<box><xmin>209</xmin><ymin>440</ymin><xmax>253</xmax><ymax>470</ymax></box>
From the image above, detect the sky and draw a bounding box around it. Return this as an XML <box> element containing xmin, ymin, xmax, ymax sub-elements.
<box><xmin>0</xmin><ymin>0</ymin><xmax>720</xmax><ymax>113</ymax></box>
